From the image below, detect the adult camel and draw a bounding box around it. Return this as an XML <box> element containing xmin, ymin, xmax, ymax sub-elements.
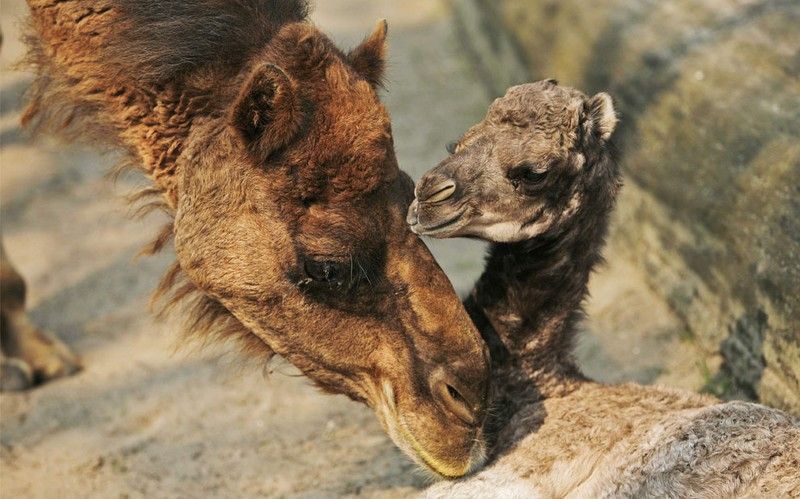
<box><xmin>1</xmin><ymin>0</ymin><xmax>491</xmax><ymax>478</ymax></box>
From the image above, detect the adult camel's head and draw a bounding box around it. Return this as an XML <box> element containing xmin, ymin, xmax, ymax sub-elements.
<box><xmin>23</xmin><ymin>0</ymin><xmax>489</xmax><ymax>477</ymax></box>
<box><xmin>175</xmin><ymin>23</ymin><xmax>490</xmax><ymax>476</ymax></box>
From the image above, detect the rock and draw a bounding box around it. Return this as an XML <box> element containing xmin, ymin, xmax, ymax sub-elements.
<box><xmin>452</xmin><ymin>0</ymin><xmax>800</xmax><ymax>414</ymax></box>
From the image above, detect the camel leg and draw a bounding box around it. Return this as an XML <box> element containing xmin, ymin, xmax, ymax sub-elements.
<box><xmin>1</xmin><ymin>242</ymin><xmax>81</xmax><ymax>390</ymax></box>
<box><xmin>0</xmin><ymin>350</ymin><xmax>33</xmax><ymax>391</ymax></box>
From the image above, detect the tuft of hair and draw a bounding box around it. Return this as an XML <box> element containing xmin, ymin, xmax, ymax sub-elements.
<box><xmin>21</xmin><ymin>0</ymin><xmax>310</xmax><ymax>143</ymax></box>
<box><xmin>20</xmin><ymin>24</ymin><xmax>121</xmax><ymax>147</ymax></box>
<box><xmin>90</xmin><ymin>0</ymin><xmax>309</xmax><ymax>86</ymax></box>
<box><xmin>151</xmin><ymin>261</ymin><xmax>276</xmax><ymax>362</ymax></box>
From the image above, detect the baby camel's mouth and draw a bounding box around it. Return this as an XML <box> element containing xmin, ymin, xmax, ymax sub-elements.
<box><xmin>407</xmin><ymin>199</ymin><xmax>469</xmax><ymax>238</ymax></box>
<box><xmin>415</xmin><ymin>208</ymin><xmax>467</xmax><ymax>235</ymax></box>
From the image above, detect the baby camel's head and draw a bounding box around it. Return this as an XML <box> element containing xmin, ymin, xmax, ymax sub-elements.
<box><xmin>408</xmin><ymin>80</ymin><xmax>619</xmax><ymax>242</ymax></box>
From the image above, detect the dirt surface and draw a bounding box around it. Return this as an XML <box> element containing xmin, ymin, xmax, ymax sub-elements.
<box><xmin>1</xmin><ymin>1</ymin><xmax>704</xmax><ymax>497</ymax></box>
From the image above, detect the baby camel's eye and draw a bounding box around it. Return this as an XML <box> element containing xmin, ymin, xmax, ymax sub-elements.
<box><xmin>446</xmin><ymin>141</ymin><xmax>459</xmax><ymax>154</ymax></box>
<box><xmin>509</xmin><ymin>164</ymin><xmax>548</xmax><ymax>189</ymax></box>
<box><xmin>520</xmin><ymin>170</ymin><xmax>547</xmax><ymax>184</ymax></box>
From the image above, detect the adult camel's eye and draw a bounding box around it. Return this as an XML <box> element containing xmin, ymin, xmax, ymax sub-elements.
<box><xmin>446</xmin><ymin>141</ymin><xmax>459</xmax><ymax>154</ymax></box>
<box><xmin>304</xmin><ymin>259</ymin><xmax>349</xmax><ymax>286</ymax></box>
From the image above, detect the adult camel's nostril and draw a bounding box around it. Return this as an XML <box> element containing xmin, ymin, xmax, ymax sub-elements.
<box><xmin>429</xmin><ymin>366</ymin><xmax>479</xmax><ymax>426</ymax></box>
<box><xmin>420</xmin><ymin>179</ymin><xmax>456</xmax><ymax>204</ymax></box>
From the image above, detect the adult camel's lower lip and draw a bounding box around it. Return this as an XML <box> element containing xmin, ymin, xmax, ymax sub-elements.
<box><xmin>396</xmin><ymin>417</ymin><xmax>479</xmax><ymax>478</ymax></box>
<box><xmin>376</xmin><ymin>380</ymin><xmax>484</xmax><ymax>478</ymax></box>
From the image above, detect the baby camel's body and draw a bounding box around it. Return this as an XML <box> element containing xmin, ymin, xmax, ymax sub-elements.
<box><xmin>411</xmin><ymin>81</ymin><xmax>800</xmax><ymax>497</ymax></box>
<box><xmin>432</xmin><ymin>383</ymin><xmax>797</xmax><ymax>497</ymax></box>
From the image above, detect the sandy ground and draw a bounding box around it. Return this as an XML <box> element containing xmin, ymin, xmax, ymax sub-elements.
<box><xmin>1</xmin><ymin>1</ymin><xmax>706</xmax><ymax>497</ymax></box>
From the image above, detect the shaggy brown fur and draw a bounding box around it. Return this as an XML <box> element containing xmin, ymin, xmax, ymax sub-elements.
<box><xmin>412</xmin><ymin>81</ymin><xmax>800</xmax><ymax>496</ymax></box>
<box><xmin>15</xmin><ymin>0</ymin><xmax>492</xmax><ymax>478</ymax></box>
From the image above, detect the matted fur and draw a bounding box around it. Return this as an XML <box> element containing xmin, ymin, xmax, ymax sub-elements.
<box><xmin>95</xmin><ymin>0</ymin><xmax>309</xmax><ymax>85</ymax></box>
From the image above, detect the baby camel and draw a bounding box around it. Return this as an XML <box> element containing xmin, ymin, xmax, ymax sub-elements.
<box><xmin>410</xmin><ymin>80</ymin><xmax>799</xmax><ymax>497</ymax></box>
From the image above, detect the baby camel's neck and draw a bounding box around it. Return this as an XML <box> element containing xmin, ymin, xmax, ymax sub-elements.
<box><xmin>466</xmin><ymin>196</ymin><xmax>614</xmax><ymax>406</ymax></box>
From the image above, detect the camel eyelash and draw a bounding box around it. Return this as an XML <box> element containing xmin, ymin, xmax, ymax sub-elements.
<box><xmin>295</xmin><ymin>254</ymin><xmax>377</xmax><ymax>292</ymax></box>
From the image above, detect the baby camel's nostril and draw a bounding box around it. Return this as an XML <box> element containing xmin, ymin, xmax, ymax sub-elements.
<box><xmin>422</xmin><ymin>180</ymin><xmax>456</xmax><ymax>204</ymax></box>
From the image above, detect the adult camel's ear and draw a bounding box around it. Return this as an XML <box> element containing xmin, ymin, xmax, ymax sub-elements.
<box><xmin>582</xmin><ymin>92</ymin><xmax>618</xmax><ymax>143</ymax></box>
<box><xmin>231</xmin><ymin>63</ymin><xmax>302</xmax><ymax>158</ymax></box>
<box><xmin>347</xmin><ymin>19</ymin><xmax>388</xmax><ymax>88</ymax></box>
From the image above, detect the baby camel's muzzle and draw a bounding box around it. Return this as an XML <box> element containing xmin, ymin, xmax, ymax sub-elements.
<box><xmin>407</xmin><ymin>175</ymin><xmax>470</xmax><ymax>237</ymax></box>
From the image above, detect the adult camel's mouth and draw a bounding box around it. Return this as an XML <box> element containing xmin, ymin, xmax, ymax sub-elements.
<box><xmin>375</xmin><ymin>380</ymin><xmax>486</xmax><ymax>478</ymax></box>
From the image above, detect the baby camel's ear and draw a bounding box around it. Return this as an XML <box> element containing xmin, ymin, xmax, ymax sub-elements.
<box><xmin>583</xmin><ymin>92</ymin><xmax>618</xmax><ymax>142</ymax></box>
<box><xmin>231</xmin><ymin>63</ymin><xmax>302</xmax><ymax>158</ymax></box>
<box><xmin>348</xmin><ymin>19</ymin><xmax>388</xmax><ymax>88</ymax></box>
